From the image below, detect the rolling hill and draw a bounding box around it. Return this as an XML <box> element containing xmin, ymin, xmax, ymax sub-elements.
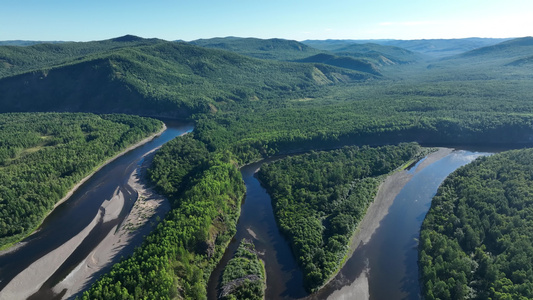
<box><xmin>0</xmin><ymin>35</ymin><xmax>164</xmax><ymax>78</ymax></box>
<box><xmin>331</xmin><ymin>43</ymin><xmax>425</xmax><ymax>64</ymax></box>
<box><xmin>0</xmin><ymin>38</ymin><xmax>376</xmax><ymax>118</ymax></box>
<box><xmin>297</xmin><ymin>53</ymin><xmax>381</xmax><ymax>75</ymax></box>
<box><xmin>426</xmin><ymin>37</ymin><xmax>533</xmax><ymax>75</ymax></box>
<box><xmin>188</xmin><ymin>36</ymin><xmax>323</xmax><ymax>61</ymax></box>
<box><xmin>303</xmin><ymin>38</ymin><xmax>511</xmax><ymax>58</ymax></box>
<box><xmin>190</xmin><ymin>37</ymin><xmax>388</xmax><ymax>74</ymax></box>
<box><xmin>458</xmin><ymin>36</ymin><xmax>533</xmax><ymax>60</ymax></box>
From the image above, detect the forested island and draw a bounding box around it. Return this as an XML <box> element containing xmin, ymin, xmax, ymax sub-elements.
<box><xmin>1</xmin><ymin>35</ymin><xmax>533</xmax><ymax>299</ymax></box>
<box><xmin>219</xmin><ymin>239</ymin><xmax>266</xmax><ymax>300</ymax></box>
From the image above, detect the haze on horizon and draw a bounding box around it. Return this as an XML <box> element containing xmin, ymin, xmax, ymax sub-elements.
<box><xmin>2</xmin><ymin>0</ymin><xmax>532</xmax><ymax>42</ymax></box>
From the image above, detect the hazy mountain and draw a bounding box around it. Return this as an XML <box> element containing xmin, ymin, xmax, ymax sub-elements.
<box><xmin>330</xmin><ymin>43</ymin><xmax>425</xmax><ymax>64</ymax></box>
<box><xmin>0</xmin><ymin>40</ymin><xmax>65</xmax><ymax>46</ymax></box>
<box><xmin>459</xmin><ymin>36</ymin><xmax>533</xmax><ymax>59</ymax></box>
<box><xmin>303</xmin><ymin>38</ymin><xmax>511</xmax><ymax>58</ymax></box>
<box><xmin>428</xmin><ymin>37</ymin><xmax>533</xmax><ymax>70</ymax></box>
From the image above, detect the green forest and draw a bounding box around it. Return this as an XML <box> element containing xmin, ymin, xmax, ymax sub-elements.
<box><xmin>419</xmin><ymin>149</ymin><xmax>533</xmax><ymax>300</ymax></box>
<box><xmin>0</xmin><ymin>113</ymin><xmax>162</xmax><ymax>249</ymax></box>
<box><xmin>82</xmin><ymin>135</ymin><xmax>246</xmax><ymax>299</ymax></box>
<box><xmin>257</xmin><ymin>144</ymin><xmax>422</xmax><ymax>291</ymax></box>
<box><xmin>219</xmin><ymin>239</ymin><xmax>265</xmax><ymax>300</ymax></box>
<box><xmin>1</xmin><ymin>35</ymin><xmax>533</xmax><ymax>299</ymax></box>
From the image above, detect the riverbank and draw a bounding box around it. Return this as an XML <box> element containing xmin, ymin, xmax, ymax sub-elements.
<box><xmin>48</xmin><ymin>123</ymin><xmax>168</xmax><ymax>220</ymax></box>
<box><xmin>0</xmin><ymin>147</ymin><xmax>170</xmax><ymax>300</ymax></box>
<box><xmin>0</xmin><ymin>123</ymin><xmax>167</xmax><ymax>253</ymax></box>
<box><xmin>53</xmin><ymin>148</ymin><xmax>171</xmax><ymax>299</ymax></box>
<box><xmin>325</xmin><ymin>148</ymin><xmax>453</xmax><ymax>300</ymax></box>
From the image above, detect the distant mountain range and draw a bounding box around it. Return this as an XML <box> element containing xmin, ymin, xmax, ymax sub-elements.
<box><xmin>188</xmin><ymin>37</ymin><xmax>323</xmax><ymax>61</ymax></box>
<box><xmin>1</xmin><ymin>35</ymin><xmax>531</xmax><ymax>117</ymax></box>
<box><xmin>303</xmin><ymin>38</ymin><xmax>512</xmax><ymax>58</ymax></box>
<box><xmin>427</xmin><ymin>36</ymin><xmax>533</xmax><ymax>70</ymax></box>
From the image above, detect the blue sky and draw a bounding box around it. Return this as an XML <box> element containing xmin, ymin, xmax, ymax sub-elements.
<box><xmin>2</xmin><ymin>0</ymin><xmax>532</xmax><ymax>41</ymax></box>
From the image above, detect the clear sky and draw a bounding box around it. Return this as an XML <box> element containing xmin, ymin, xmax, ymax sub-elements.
<box><xmin>1</xmin><ymin>0</ymin><xmax>532</xmax><ymax>41</ymax></box>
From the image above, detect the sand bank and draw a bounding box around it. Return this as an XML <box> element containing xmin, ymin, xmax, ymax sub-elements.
<box><xmin>325</xmin><ymin>148</ymin><xmax>453</xmax><ymax>300</ymax></box>
<box><xmin>53</xmin><ymin>149</ymin><xmax>170</xmax><ymax>299</ymax></box>
<box><xmin>0</xmin><ymin>129</ymin><xmax>171</xmax><ymax>300</ymax></box>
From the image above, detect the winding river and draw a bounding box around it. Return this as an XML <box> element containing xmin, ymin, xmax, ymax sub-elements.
<box><xmin>0</xmin><ymin>120</ymin><xmax>193</xmax><ymax>300</ymax></box>
<box><xmin>208</xmin><ymin>149</ymin><xmax>490</xmax><ymax>300</ymax></box>
<box><xmin>0</xmin><ymin>124</ymin><xmax>495</xmax><ymax>300</ymax></box>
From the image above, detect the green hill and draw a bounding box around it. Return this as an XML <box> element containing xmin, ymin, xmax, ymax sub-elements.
<box><xmin>297</xmin><ymin>53</ymin><xmax>381</xmax><ymax>75</ymax></box>
<box><xmin>189</xmin><ymin>37</ymin><xmax>323</xmax><ymax>60</ymax></box>
<box><xmin>0</xmin><ymin>40</ymin><xmax>65</xmax><ymax>46</ymax></box>
<box><xmin>424</xmin><ymin>37</ymin><xmax>533</xmax><ymax>78</ymax></box>
<box><xmin>431</xmin><ymin>37</ymin><xmax>533</xmax><ymax>66</ymax></box>
<box><xmin>458</xmin><ymin>36</ymin><xmax>533</xmax><ymax>60</ymax></box>
<box><xmin>330</xmin><ymin>43</ymin><xmax>425</xmax><ymax>64</ymax></box>
<box><xmin>0</xmin><ymin>40</ymin><xmax>375</xmax><ymax>117</ymax></box>
<box><xmin>0</xmin><ymin>35</ymin><xmax>163</xmax><ymax>78</ymax></box>
<box><xmin>506</xmin><ymin>55</ymin><xmax>533</xmax><ymax>66</ymax></box>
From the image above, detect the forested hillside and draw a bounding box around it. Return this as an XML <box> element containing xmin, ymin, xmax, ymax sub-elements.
<box><xmin>0</xmin><ymin>39</ymin><xmax>373</xmax><ymax>118</ymax></box>
<box><xmin>420</xmin><ymin>149</ymin><xmax>533</xmax><ymax>300</ymax></box>
<box><xmin>189</xmin><ymin>37</ymin><xmax>323</xmax><ymax>61</ymax></box>
<box><xmin>257</xmin><ymin>143</ymin><xmax>422</xmax><ymax>291</ymax></box>
<box><xmin>0</xmin><ymin>113</ymin><xmax>162</xmax><ymax>248</ymax></box>
<box><xmin>0</xmin><ymin>35</ymin><xmax>161</xmax><ymax>78</ymax></box>
<box><xmin>427</xmin><ymin>37</ymin><xmax>533</xmax><ymax>75</ymax></box>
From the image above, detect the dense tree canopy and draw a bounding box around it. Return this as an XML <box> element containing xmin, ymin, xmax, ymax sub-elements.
<box><xmin>258</xmin><ymin>143</ymin><xmax>422</xmax><ymax>291</ymax></box>
<box><xmin>219</xmin><ymin>239</ymin><xmax>266</xmax><ymax>300</ymax></box>
<box><xmin>82</xmin><ymin>135</ymin><xmax>246</xmax><ymax>299</ymax></box>
<box><xmin>420</xmin><ymin>149</ymin><xmax>533</xmax><ymax>300</ymax></box>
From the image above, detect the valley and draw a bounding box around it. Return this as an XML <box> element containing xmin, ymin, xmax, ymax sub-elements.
<box><xmin>1</xmin><ymin>35</ymin><xmax>533</xmax><ymax>299</ymax></box>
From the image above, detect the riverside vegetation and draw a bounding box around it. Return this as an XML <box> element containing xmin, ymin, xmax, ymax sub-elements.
<box><xmin>1</xmin><ymin>35</ymin><xmax>533</xmax><ymax>298</ymax></box>
<box><xmin>219</xmin><ymin>239</ymin><xmax>266</xmax><ymax>300</ymax></box>
<box><xmin>420</xmin><ymin>149</ymin><xmax>533</xmax><ymax>300</ymax></box>
<box><xmin>0</xmin><ymin>113</ymin><xmax>162</xmax><ymax>249</ymax></box>
<box><xmin>257</xmin><ymin>143</ymin><xmax>422</xmax><ymax>291</ymax></box>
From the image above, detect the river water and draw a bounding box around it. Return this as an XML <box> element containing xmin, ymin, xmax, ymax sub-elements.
<box><xmin>207</xmin><ymin>158</ymin><xmax>307</xmax><ymax>300</ymax></box>
<box><xmin>0</xmin><ymin>128</ymin><xmax>491</xmax><ymax>300</ymax></box>
<box><xmin>0</xmin><ymin>120</ymin><xmax>193</xmax><ymax>299</ymax></box>
<box><xmin>209</xmin><ymin>149</ymin><xmax>490</xmax><ymax>300</ymax></box>
<box><xmin>311</xmin><ymin>150</ymin><xmax>490</xmax><ymax>300</ymax></box>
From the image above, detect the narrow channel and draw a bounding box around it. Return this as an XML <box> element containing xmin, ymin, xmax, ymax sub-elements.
<box><xmin>0</xmin><ymin>120</ymin><xmax>193</xmax><ymax>299</ymax></box>
<box><xmin>207</xmin><ymin>158</ymin><xmax>307</xmax><ymax>300</ymax></box>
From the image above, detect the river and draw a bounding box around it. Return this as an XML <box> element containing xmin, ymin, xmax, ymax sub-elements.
<box><xmin>208</xmin><ymin>149</ymin><xmax>490</xmax><ymax>300</ymax></box>
<box><xmin>0</xmin><ymin>129</ymin><xmax>493</xmax><ymax>300</ymax></box>
<box><xmin>0</xmin><ymin>120</ymin><xmax>193</xmax><ymax>300</ymax></box>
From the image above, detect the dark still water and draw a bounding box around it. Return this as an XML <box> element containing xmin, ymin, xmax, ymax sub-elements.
<box><xmin>0</xmin><ymin>120</ymin><xmax>193</xmax><ymax>299</ymax></box>
<box><xmin>208</xmin><ymin>158</ymin><xmax>307</xmax><ymax>300</ymax></box>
